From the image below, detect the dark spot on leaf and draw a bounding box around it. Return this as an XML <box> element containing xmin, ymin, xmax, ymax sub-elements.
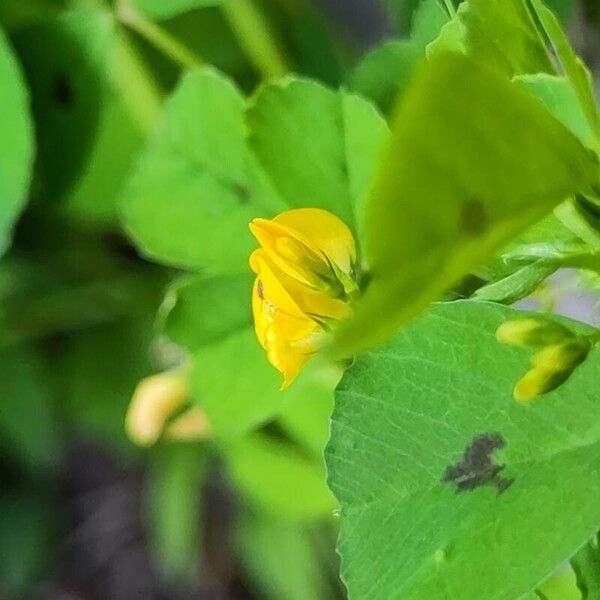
<box><xmin>233</xmin><ymin>183</ymin><xmax>251</xmax><ymax>205</ymax></box>
<box><xmin>52</xmin><ymin>74</ymin><xmax>75</xmax><ymax>109</ymax></box>
<box><xmin>441</xmin><ymin>433</ymin><xmax>514</xmax><ymax>496</ymax></box>
<box><xmin>257</xmin><ymin>280</ymin><xmax>264</xmax><ymax>299</ymax></box>
<box><xmin>459</xmin><ymin>200</ymin><xmax>488</xmax><ymax>237</ymax></box>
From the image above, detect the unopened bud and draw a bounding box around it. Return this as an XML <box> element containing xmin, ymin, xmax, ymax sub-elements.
<box><xmin>513</xmin><ymin>367</ymin><xmax>571</xmax><ymax>403</ymax></box>
<box><xmin>496</xmin><ymin>317</ymin><xmax>573</xmax><ymax>348</ymax></box>
<box><xmin>125</xmin><ymin>372</ymin><xmax>188</xmax><ymax>446</ymax></box>
<box><xmin>531</xmin><ymin>340</ymin><xmax>591</xmax><ymax>372</ymax></box>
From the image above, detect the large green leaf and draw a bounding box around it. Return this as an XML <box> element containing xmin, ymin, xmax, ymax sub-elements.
<box><xmin>0</xmin><ymin>25</ymin><xmax>34</xmax><ymax>255</ymax></box>
<box><xmin>430</xmin><ymin>0</ymin><xmax>553</xmax><ymax>77</ymax></box>
<box><xmin>334</xmin><ymin>51</ymin><xmax>598</xmax><ymax>355</ymax></box>
<box><xmin>327</xmin><ymin>301</ymin><xmax>600</xmax><ymax>600</ymax></box>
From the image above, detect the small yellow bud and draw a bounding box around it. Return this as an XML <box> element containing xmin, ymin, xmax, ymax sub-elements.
<box><xmin>513</xmin><ymin>367</ymin><xmax>570</xmax><ymax>403</ymax></box>
<box><xmin>125</xmin><ymin>372</ymin><xmax>189</xmax><ymax>446</ymax></box>
<box><xmin>531</xmin><ymin>340</ymin><xmax>591</xmax><ymax>372</ymax></box>
<box><xmin>496</xmin><ymin>317</ymin><xmax>573</xmax><ymax>348</ymax></box>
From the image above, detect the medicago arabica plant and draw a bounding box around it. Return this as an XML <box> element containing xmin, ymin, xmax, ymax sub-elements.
<box><xmin>120</xmin><ymin>0</ymin><xmax>600</xmax><ymax>598</ymax></box>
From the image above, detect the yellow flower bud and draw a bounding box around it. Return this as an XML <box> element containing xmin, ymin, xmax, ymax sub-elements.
<box><xmin>513</xmin><ymin>367</ymin><xmax>570</xmax><ymax>403</ymax></box>
<box><xmin>249</xmin><ymin>208</ymin><xmax>358</xmax><ymax>389</ymax></box>
<box><xmin>531</xmin><ymin>340</ymin><xmax>591</xmax><ymax>372</ymax></box>
<box><xmin>496</xmin><ymin>317</ymin><xmax>574</xmax><ymax>348</ymax></box>
<box><xmin>125</xmin><ymin>371</ymin><xmax>189</xmax><ymax>446</ymax></box>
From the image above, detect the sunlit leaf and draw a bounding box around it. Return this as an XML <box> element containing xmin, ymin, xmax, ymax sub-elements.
<box><xmin>327</xmin><ymin>301</ymin><xmax>600</xmax><ymax>600</ymax></box>
<box><xmin>334</xmin><ymin>52</ymin><xmax>598</xmax><ymax>355</ymax></box>
<box><xmin>430</xmin><ymin>0</ymin><xmax>553</xmax><ymax>77</ymax></box>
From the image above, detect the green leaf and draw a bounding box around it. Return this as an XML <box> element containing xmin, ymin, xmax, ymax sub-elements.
<box><xmin>430</xmin><ymin>0</ymin><xmax>553</xmax><ymax>77</ymax></box>
<box><xmin>160</xmin><ymin>273</ymin><xmax>253</xmax><ymax>351</ymax></box>
<box><xmin>327</xmin><ymin>301</ymin><xmax>600</xmax><ymax>600</ymax></box>
<box><xmin>515</xmin><ymin>74</ymin><xmax>597</xmax><ymax>150</ymax></box>
<box><xmin>122</xmin><ymin>68</ymin><xmax>286</xmax><ymax>272</ymax></box>
<box><xmin>0</xmin><ymin>25</ymin><xmax>34</xmax><ymax>256</ymax></box>
<box><xmin>347</xmin><ymin>41</ymin><xmax>420</xmax><ymax>116</ymax></box>
<box><xmin>347</xmin><ymin>0</ymin><xmax>448</xmax><ymax>116</ymax></box>
<box><xmin>13</xmin><ymin>7</ymin><xmax>114</xmax><ymax>203</ymax></box>
<box><xmin>129</xmin><ymin>0</ymin><xmax>222</xmax><ymax>21</ymax></box>
<box><xmin>122</xmin><ymin>69</ymin><xmax>388</xmax><ymax>268</ymax></box>
<box><xmin>334</xmin><ymin>52</ymin><xmax>598</xmax><ymax>355</ymax></box>
<box><xmin>224</xmin><ymin>432</ymin><xmax>336</xmax><ymax>520</ymax></box>
<box><xmin>410</xmin><ymin>0</ymin><xmax>450</xmax><ymax>50</ymax></box>
<box><xmin>530</xmin><ymin>0</ymin><xmax>600</xmax><ymax>147</ymax></box>
<box><xmin>247</xmin><ymin>78</ymin><xmax>389</xmax><ymax>236</ymax></box>
<box><xmin>189</xmin><ymin>329</ymin><xmax>335</xmax><ymax>438</ymax></box>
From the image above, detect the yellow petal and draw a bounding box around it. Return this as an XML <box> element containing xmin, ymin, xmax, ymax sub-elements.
<box><xmin>273</xmin><ymin>208</ymin><xmax>356</xmax><ymax>275</ymax></box>
<box><xmin>250</xmin><ymin>218</ymin><xmax>331</xmax><ymax>289</ymax></box>
<box><xmin>125</xmin><ymin>372</ymin><xmax>188</xmax><ymax>446</ymax></box>
<box><xmin>252</xmin><ymin>249</ymin><xmax>350</xmax><ymax>322</ymax></box>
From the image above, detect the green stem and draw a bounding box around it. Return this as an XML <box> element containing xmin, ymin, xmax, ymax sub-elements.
<box><xmin>113</xmin><ymin>28</ymin><xmax>163</xmax><ymax>135</ymax></box>
<box><xmin>441</xmin><ymin>0</ymin><xmax>457</xmax><ymax>17</ymax></box>
<box><xmin>116</xmin><ymin>0</ymin><xmax>202</xmax><ymax>70</ymax></box>
<box><xmin>221</xmin><ymin>0</ymin><xmax>290</xmax><ymax>79</ymax></box>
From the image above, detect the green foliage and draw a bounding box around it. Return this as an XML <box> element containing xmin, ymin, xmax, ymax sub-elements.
<box><xmin>327</xmin><ymin>301</ymin><xmax>600</xmax><ymax>600</ymax></box>
<box><xmin>3</xmin><ymin>0</ymin><xmax>600</xmax><ymax>597</ymax></box>
<box><xmin>430</xmin><ymin>0</ymin><xmax>553</xmax><ymax>77</ymax></box>
<box><xmin>334</xmin><ymin>51</ymin><xmax>598</xmax><ymax>355</ymax></box>
<box><xmin>348</xmin><ymin>0</ymin><xmax>448</xmax><ymax>114</ymax></box>
<box><xmin>0</xmin><ymin>26</ymin><xmax>34</xmax><ymax>256</ymax></box>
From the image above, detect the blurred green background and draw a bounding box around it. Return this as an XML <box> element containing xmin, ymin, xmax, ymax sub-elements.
<box><xmin>0</xmin><ymin>0</ymin><xmax>598</xmax><ymax>598</ymax></box>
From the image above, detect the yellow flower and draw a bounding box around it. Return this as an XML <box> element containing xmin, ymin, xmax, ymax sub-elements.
<box><xmin>249</xmin><ymin>208</ymin><xmax>358</xmax><ymax>389</ymax></box>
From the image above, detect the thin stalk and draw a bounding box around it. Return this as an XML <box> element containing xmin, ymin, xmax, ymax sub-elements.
<box><xmin>441</xmin><ymin>0</ymin><xmax>457</xmax><ymax>17</ymax></box>
<box><xmin>221</xmin><ymin>0</ymin><xmax>290</xmax><ymax>79</ymax></box>
<box><xmin>113</xmin><ymin>28</ymin><xmax>163</xmax><ymax>135</ymax></box>
<box><xmin>116</xmin><ymin>0</ymin><xmax>202</xmax><ymax>70</ymax></box>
